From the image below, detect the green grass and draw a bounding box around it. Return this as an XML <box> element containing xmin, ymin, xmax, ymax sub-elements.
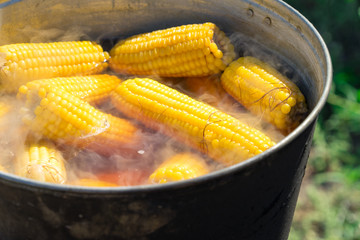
<box><xmin>283</xmin><ymin>0</ymin><xmax>360</xmax><ymax>239</ymax></box>
<box><xmin>291</xmin><ymin>180</ymin><xmax>360</xmax><ymax>240</ymax></box>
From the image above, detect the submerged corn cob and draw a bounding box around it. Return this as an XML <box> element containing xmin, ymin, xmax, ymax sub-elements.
<box><xmin>0</xmin><ymin>97</ymin><xmax>20</xmax><ymax>133</ymax></box>
<box><xmin>0</xmin><ymin>41</ymin><xmax>109</xmax><ymax>92</ymax></box>
<box><xmin>96</xmin><ymin>170</ymin><xmax>150</xmax><ymax>186</ymax></box>
<box><xmin>15</xmin><ymin>140</ymin><xmax>66</xmax><ymax>183</ymax></box>
<box><xmin>111</xmin><ymin>78</ymin><xmax>276</xmax><ymax>166</ymax></box>
<box><xmin>0</xmin><ymin>98</ymin><xmax>11</xmax><ymax>117</ymax></box>
<box><xmin>84</xmin><ymin>114</ymin><xmax>142</xmax><ymax>156</ymax></box>
<box><xmin>221</xmin><ymin>57</ymin><xmax>308</xmax><ymax>134</ymax></box>
<box><xmin>18</xmin><ymin>74</ymin><xmax>121</xmax><ymax>106</ymax></box>
<box><xmin>109</xmin><ymin>22</ymin><xmax>235</xmax><ymax>77</ymax></box>
<box><xmin>0</xmin><ymin>164</ymin><xmax>7</xmax><ymax>173</ymax></box>
<box><xmin>17</xmin><ymin>83</ymin><xmax>140</xmax><ymax>155</ymax></box>
<box><xmin>70</xmin><ymin>178</ymin><xmax>118</xmax><ymax>187</ymax></box>
<box><xmin>184</xmin><ymin>75</ymin><xmax>236</xmax><ymax>109</ymax></box>
<box><xmin>149</xmin><ymin>153</ymin><xmax>210</xmax><ymax>184</ymax></box>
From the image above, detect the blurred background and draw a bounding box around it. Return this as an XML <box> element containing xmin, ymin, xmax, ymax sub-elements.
<box><xmin>283</xmin><ymin>0</ymin><xmax>360</xmax><ymax>239</ymax></box>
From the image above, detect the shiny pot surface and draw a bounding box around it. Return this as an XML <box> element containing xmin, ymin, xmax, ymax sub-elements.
<box><xmin>0</xmin><ymin>0</ymin><xmax>331</xmax><ymax>239</ymax></box>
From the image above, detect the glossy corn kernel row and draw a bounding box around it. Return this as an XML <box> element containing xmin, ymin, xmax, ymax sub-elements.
<box><xmin>111</xmin><ymin>78</ymin><xmax>276</xmax><ymax>166</ymax></box>
<box><xmin>18</xmin><ymin>74</ymin><xmax>121</xmax><ymax>106</ymax></box>
<box><xmin>149</xmin><ymin>152</ymin><xmax>210</xmax><ymax>184</ymax></box>
<box><xmin>109</xmin><ymin>22</ymin><xmax>236</xmax><ymax>77</ymax></box>
<box><xmin>17</xmin><ymin>82</ymin><xmax>140</xmax><ymax>155</ymax></box>
<box><xmin>15</xmin><ymin>140</ymin><xmax>67</xmax><ymax>184</ymax></box>
<box><xmin>0</xmin><ymin>41</ymin><xmax>109</xmax><ymax>92</ymax></box>
<box><xmin>221</xmin><ymin>57</ymin><xmax>308</xmax><ymax>134</ymax></box>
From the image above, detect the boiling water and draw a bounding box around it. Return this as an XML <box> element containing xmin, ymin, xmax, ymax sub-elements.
<box><xmin>0</xmin><ymin>25</ymin><xmax>308</xmax><ymax>187</ymax></box>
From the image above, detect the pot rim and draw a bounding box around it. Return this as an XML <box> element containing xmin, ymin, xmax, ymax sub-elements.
<box><xmin>0</xmin><ymin>0</ymin><xmax>332</xmax><ymax>194</ymax></box>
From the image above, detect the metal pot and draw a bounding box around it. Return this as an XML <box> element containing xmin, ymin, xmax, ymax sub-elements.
<box><xmin>0</xmin><ymin>0</ymin><xmax>331</xmax><ymax>239</ymax></box>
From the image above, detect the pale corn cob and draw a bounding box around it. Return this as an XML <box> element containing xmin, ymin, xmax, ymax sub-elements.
<box><xmin>17</xmin><ymin>83</ymin><xmax>140</xmax><ymax>155</ymax></box>
<box><xmin>109</xmin><ymin>22</ymin><xmax>235</xmax><ymax>77</ymax></box>
<box><xmin>111</xmin><ymin>78</ymin><xmax>276</xmax><ymax>166</ymax></box>
<box><xmin>15</xmin><ymin>140</ymin><xmax>66</xmax><ymax>183</ymax></box>
<box><xmin>18</xmin><ymin>74</ymin><xmax>121</xmax><ymax>106</ymax></box>
<box><xmin>149</xmin><ymin>152</ymin><xmax>210</xmax><ymax>184</ymax></box>
<box><xmin>0</xmin><ymin>41</ymin><xmax>109</xmax><ymax>92</ymax></box>
<box><xmin>221</xmin><ymin>57</ymin><xmax>308</xmax><ymax>134</ymax></box>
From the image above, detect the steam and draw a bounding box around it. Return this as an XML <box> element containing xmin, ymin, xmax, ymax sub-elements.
<box><xmin>65</xmin><ymin>126</ymin><xmax>211</xmax><ymax>186</ymax></box>
<box><xmin>0</xmin><ymin>96</ymin><xmax>28</xmax><ymax>173</ymax></box>
<box><xmin>15</xmin><ymin>25</ymin><xmax>92</xmax><ymax>43</ymax></box>
<box><xmin>230</xmin><ymin>31</ymin><xmax>303</xmax><ymax>87</ymax></box>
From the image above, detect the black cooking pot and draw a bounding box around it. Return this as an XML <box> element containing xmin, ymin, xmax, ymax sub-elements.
<box><xmin>0</xmin><ymin>0</ymin><xmax>331</xmax><ymax>239</ymax></box>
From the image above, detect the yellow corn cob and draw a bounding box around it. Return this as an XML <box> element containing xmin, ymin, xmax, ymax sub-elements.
<box><xmin>15</xmin><ymin>140</ymin><xmax>67</xmax><ymax>184</ymax></box>
<box><xmin>17</xmin><ymin>83</ymin><xmax>140</xmax><ymax>155</ymax></box>
<box><xmin>18</xmin><ymin>74</ymin><xmax>121</xmax><ymax>106</ymax></box>
<box><xmin>111</xmin><ymin>78</ymin><xmax>276</xmax><ymax>166</ymax></box>
<box><xmin>0</xmin><ymin>41</ymin><xmax>109</xmax><ymax>92</ymax></box>
<box><xmin>109</xmin><ymin>22</ymin><xmax>236</xmax><ymax>77</ymax></box>
<box><xmin>221</xmin><ymin>57</ymin><xmax>308</xmax><ymax>134</ymax></box>
<box><xmin>149</xmin><ymin>152</ymin><xmax>210</xmax><ymax>184</ymax></box>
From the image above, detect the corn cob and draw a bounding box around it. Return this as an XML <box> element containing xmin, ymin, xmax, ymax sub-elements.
<box><xmin>149</xmin><ymin>153</ymin><xmax>210</xmax><ymax>184</ymax></box>
<box><xmin>109</xmin><ymin>22</ymin><xmax>235</xmax><ymax>77</ymax></box>
<box><xmin>17</xmin><ymin>83</ymin><xmax>140</xmax><ymax>155</ymax></box>
<box><xmin>15</xmin><ymin>140</ymin><xmax>67</xmax><ymax>183</ymax></box>
<box><xmin>70</xmin><ymin>178</ymin><xmax>118</xmax><ymax>187</ymax></box>
<box><xmin>111</xmin><ymin>78</ymin><xmax>276</xmax><ymax>166</ymax></box>
<box><xmin>0</xmin><ymin>41</ymin><xmax>109</xmax><ymax>92</ymax></box>
<box><xmin>221</xmin><ymin>57</ymin><xmax>308</xmax><ymax>134</ymax></box>
<box><xmin>18</xmin><ymin>74</ymin><xmax>121</xmax><ymax>106</ymax></box>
